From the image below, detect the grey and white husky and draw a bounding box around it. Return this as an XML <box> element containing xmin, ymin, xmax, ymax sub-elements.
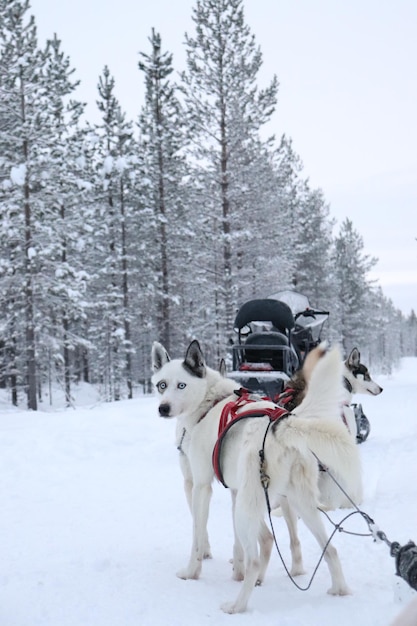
<box><xmin>152</xmin><ymin>340</ymin><xmax>359</xmax><ymax>613</ymax></box>
<box><xmin>341</xmin><ymin>347</ymin><xmax>383</xmax><ymax>437</ymax></box>
<box><xmin>317</xmin><ymin>347</ymin><xmax>383</xmax><ymax>509</ymax></box>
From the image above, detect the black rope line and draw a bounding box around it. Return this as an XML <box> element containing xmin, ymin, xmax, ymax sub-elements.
<box><xmin>259</xmin><ymin>428</ymin><xmax>382</xmax><ymax>591</ymax></box>
<box><xmin>318</xmin><ymin>507</ymin><xmax>373</xmax><ymax>538</ymax></box>
<box><xmin>259</xmin><ymin>417</ymin><xmax>417</xmax><ymax>593</ymax></box>
<box><xmin>263</xmin><ymin>486</ymin><xmax>344</xmax><ymax>591</ymax></box>
<box><xmin>309</xmin><ymin>449</ymin><xmax>380</xmax><ymax>536</ymax></box>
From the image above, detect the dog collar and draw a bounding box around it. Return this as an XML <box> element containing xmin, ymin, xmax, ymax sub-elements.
<box><xmin>177</xmin><ymin>392</ymin><xmax>234</xmax><ymax>455</ymax></box>
<box><xmin>343</xmin><ymin>376</ymin><xmax>353</xmax><ymax>394</ymax></box>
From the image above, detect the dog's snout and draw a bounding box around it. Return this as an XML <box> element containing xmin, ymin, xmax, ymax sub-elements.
<box><xmin>159</xmin><ymin>403</ymin><xmax>171</xmax><ymax>417</ymax></box>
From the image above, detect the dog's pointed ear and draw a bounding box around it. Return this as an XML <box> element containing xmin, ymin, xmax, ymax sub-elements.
<box><xmin>218</xmin><ymin>358</ymin><xmax>226</xmax><ymax>377</ymax></box>
<box><xmin>347</xmin><ymin>348</ymin><xmax>360</xmax><ymax>368</ymax></box>
<box><xmin>183</xmin><ymin>340</ymin><xmax>206</xmax><ymax>378</ymax></box>
<box><xmin>152</xmin><ymin>341</ymin><xmax>170</xmax><ymax>372</ymax></box>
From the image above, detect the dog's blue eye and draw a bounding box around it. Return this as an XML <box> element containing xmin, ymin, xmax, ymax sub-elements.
<box><xmin>157</xmin><ymin>381</ymin><xmax>167</xmax><ymax>392</ymax></box>
<box><xmin>178</xmin><ymin>382</ymin><xmax>186</xmax><ymax>390</ymax></box>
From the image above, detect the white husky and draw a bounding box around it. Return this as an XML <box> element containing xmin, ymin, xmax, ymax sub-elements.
<box><xmin>152</xmin><ymin>340</ymin><xmax>359</xmax><ymax>613</ymax></box>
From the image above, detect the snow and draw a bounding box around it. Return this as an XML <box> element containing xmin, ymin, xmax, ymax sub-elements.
<box><xmin>76</xmin><ymin>178</ymin><xmax>93</xmax><ymax>191</ymax></box>
<box><xmin>103</xmin><ymin>155</ymin><xmax>113</xmax><ymax>174</ymax></box>
<box><xmin>1</xmin><ymin>359</ymin><xmax>417</xmax><ymax>626</ymax></box>
<box><xmin>10</xmin><ymin>163</ymin><xmax>27</xmax><ymax>186</ymax></box>
<box><xmin>115</xmin><ymin>156</ymin><xmax>127</xmax><ymax>172</ymax></box>
<box><xmin>76</xmin><ymin>155</ymin><xmax>86</xmax><ymax>169</ymax></box>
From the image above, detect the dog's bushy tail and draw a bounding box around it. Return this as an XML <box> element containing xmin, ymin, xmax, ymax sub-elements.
<box><xmin>289</xmin><ymin>345</ymin><xmax>362</xmax><ymax>505</ymax></box>
<box><xmin>292</xmin><ymin>344</ymin><xmax>343</xmax><ymax>422</ymax></box>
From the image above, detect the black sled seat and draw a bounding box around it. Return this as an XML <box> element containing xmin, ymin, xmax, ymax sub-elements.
<box><xmin>242</xmin><ymin>331</ymin><xmax>290</xmax><ymax>372</ymax></box>
<box><xmin>234</xmin><ymin>298</ymin><xmax>294</xmax><ymax>335</ymax></box>
<box><xmin>229</xmin><ymin>298</ymin><xmax>300</xmax><ymax>398</ymax></box>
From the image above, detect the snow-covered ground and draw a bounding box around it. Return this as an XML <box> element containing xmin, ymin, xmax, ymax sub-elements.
<box><xmin>1</xmin><ymin>359</ymin><xmax>416</xmax><ymax>626</ymax></box>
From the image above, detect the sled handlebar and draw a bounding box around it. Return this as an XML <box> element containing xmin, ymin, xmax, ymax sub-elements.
<box><xmin>294</xmin><ymin>308</ymin><xmax>330</xmax><ymax>321</ymax></box>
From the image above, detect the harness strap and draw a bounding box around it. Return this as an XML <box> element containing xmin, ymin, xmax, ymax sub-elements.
<box><xmin>212</xmin><ymin>389</ymin><xmax>289</xmax><ymax>488</ymax></box>
<box><xmin>178</xmin><ymin>390</ymin><xmax>234</xmax><ymax>456</ymax></box>
<box><xmin>275</xmin><ymin>387</ymin><xmax>296</xmax><ymax>406</ymax></box>
<box><xmin>177</xmin><ymin>427</ymin><xmax>186</xmax><ymax>455</ymax></box>
<box><xmin>340</xmin><ymin>401</ymin><xmax>351</xmax><ymax>432</ymax></box>
<box><xmin>343</xmin><ymin>376</ymin><xmax>353</xmax><ymax>393</ymax></box>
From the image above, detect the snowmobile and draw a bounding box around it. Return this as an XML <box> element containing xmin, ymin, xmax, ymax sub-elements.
<box><xmin>228</xmin><ymin>290</ymin><xmax>371</xmax><ymax>442</ymax></box>
<box><xmin>228</xmin><ymin>290</ymin><xmax>329</xmax><ymax>400</ymax></box>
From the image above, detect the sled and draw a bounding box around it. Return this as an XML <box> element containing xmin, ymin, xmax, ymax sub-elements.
<box><xmin>228</xmin><ymin>290</ymin><xmax>329</xmax><ymax>401</ymax></box>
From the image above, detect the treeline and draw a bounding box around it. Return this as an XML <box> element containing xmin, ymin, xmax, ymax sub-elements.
<box><xmin>0</xmin><ymin>0</ymin><xmax>416</xmax><ymax>409</ymax></box>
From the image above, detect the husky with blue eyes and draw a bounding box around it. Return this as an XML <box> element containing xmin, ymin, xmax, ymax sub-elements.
<box><xmin>152</xmin><ymin>339</ymin><xmax>358</xmax><ymax>614</ymax></box>
<box><xmin>152</xmin><ymin>340</ymin><xmax>239</xmax><ymax>562</ymax></box>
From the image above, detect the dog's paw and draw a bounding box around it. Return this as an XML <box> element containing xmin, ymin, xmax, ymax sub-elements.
<box><xmin>221</xmin><ymin>601</ymin><xmax>241</xmax><ymax>614</ymax></box>
<box><xmin>290</xmin><ymin>564</ymin><xmax>306</xmax><ymax>577</ymax></box>
<box><xmin>176</xmin><ymin>566</ymin><xmax>200</xmax><ymax>580</ymax></box>
<box><xmin>327</xmin><ymin>584</ymin><xmax>352</xmax><ymax>596</ymax></box>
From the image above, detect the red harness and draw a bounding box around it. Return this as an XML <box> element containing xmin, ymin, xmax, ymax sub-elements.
<box><xmin>212</xmin><ymin>389</ymin><xmax>289</xmax><ymax>488</ymax></box>
<box><xmin>274</xmin><ymin>386</ymin><xmax>296</xmax><ymax>407</ymax></box>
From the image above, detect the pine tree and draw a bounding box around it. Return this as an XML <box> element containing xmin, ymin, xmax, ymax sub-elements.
<box><xmin>367</xmin><ymin>287</ymin><xmax>403</xmax><ymax>372</ymax></box>
<box><xmin>0</xmin><ymin>3</ymin><xmax>91</xmax><ymax>408</ymax></box>
<box><xmin>138</xmin><ymin>29</ymin><xmax>188</xmax><ymax>354</ymax></box>
<box><xmin>290</xmin><ymin>184</ymin><xmax>335</xmax><ymax>308</ymax></box>
<box><xmin>405</xmin><ymin>309</ymin><xmax>417</xmax><ymax>356</ymax></box>
<box><xmin>260</xmin><ymin>136</ymin><xmax>309</xmax><ymax>297</ymax></box>
<box><xmin>331</xmin><ymin>218</ymin><xmax>377</xmax><ymax>355</ymax></box>
<box><xmin>181</xmin><ymin>0</ymin><xmax>278</xmax><ymax>354</ymax></box>
<box><xmin>39</xmin><ymin>33</ymin><xmax>89</xmax><ymax>406</ymax></box>
<box><xmin>0</xmin><ymin>0</ymin><xmax>47</xmax><ymax>408</ymax></box>
<box><xmin>90</xmin><ymin>66</ymin><xmax>137</xmax><ymax>400</ymax></box>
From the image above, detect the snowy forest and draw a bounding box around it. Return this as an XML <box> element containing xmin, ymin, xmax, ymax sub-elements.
<box><xmin>0</xmin><ymin>0</ymin><xmax>416</xmax><ymax>410</ymax></box>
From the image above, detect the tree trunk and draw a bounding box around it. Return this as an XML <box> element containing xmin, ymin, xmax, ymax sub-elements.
<box><xmin>155</xmin><ymin>80</ymin><xmax>170</xmax><ymax>351</ymax></box>
<box><xmin>24</xmin><ymin>185</ymin><xmax>37</xmax><ymax>410</ymax></box>
<box><xmin>20</xmin><ymin>68</ymin><xmax>37</xmax><ymax>410</ymax></box>
<box><xmin>120</xmin><ymin>179</ymin><xmax>133</xmax><ymax>399</ymax></box>
<box><xmin>60</xmin><ymin>203</ymin><xmax>71</xmax><ymax>407</ymax></box>
<box><xmin>219</xmin><ymin>85</ymin><xmax>233</xmax><ymax>344</ymax></box>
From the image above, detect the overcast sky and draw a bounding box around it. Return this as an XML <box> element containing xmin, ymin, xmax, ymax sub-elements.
<box><xmin>30</xmin><ymin>0</ymin><xmax>417</xmax><ymax>316</ymax></box>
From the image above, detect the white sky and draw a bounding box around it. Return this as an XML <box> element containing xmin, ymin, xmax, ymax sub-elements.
<box><xmin>30</xmin><ymin>0</ymin><xmax>417</xmax><ymax>316</ymax></box>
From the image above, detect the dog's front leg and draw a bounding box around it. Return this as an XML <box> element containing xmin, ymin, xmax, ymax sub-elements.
<box><xmin>177</xmin><ymin>482</ymin><xmax>212</xmax><ymax>580</ymax></box>
<box><xmin>179</xmin><ymin>454</ymin><xmax>212</xmax><ymax>559</ymax></box>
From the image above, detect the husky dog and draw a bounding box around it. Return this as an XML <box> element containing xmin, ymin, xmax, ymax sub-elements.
<box><xmin>341</xmin><ymin>347</ymin><xmax>383</xmax><ymax>437</ymax></box>
<box><xmin>318</xmin><ymin>347</ymin><xmax>383</xmax><ymax>510</ymax></box>
<box><xmin>152</xmin><ymin>340</ymin><xmax>238</xmax><ymax>562</ymax></box>
<box><xmin>275</xmin><ymin>346</ymin><xmax>382</xmax><ymax>510</ymax></box>
<box><xmin>152</xmin><ymin>340</ymin><xmax>358</xmax><ymax>613</ymax></box>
